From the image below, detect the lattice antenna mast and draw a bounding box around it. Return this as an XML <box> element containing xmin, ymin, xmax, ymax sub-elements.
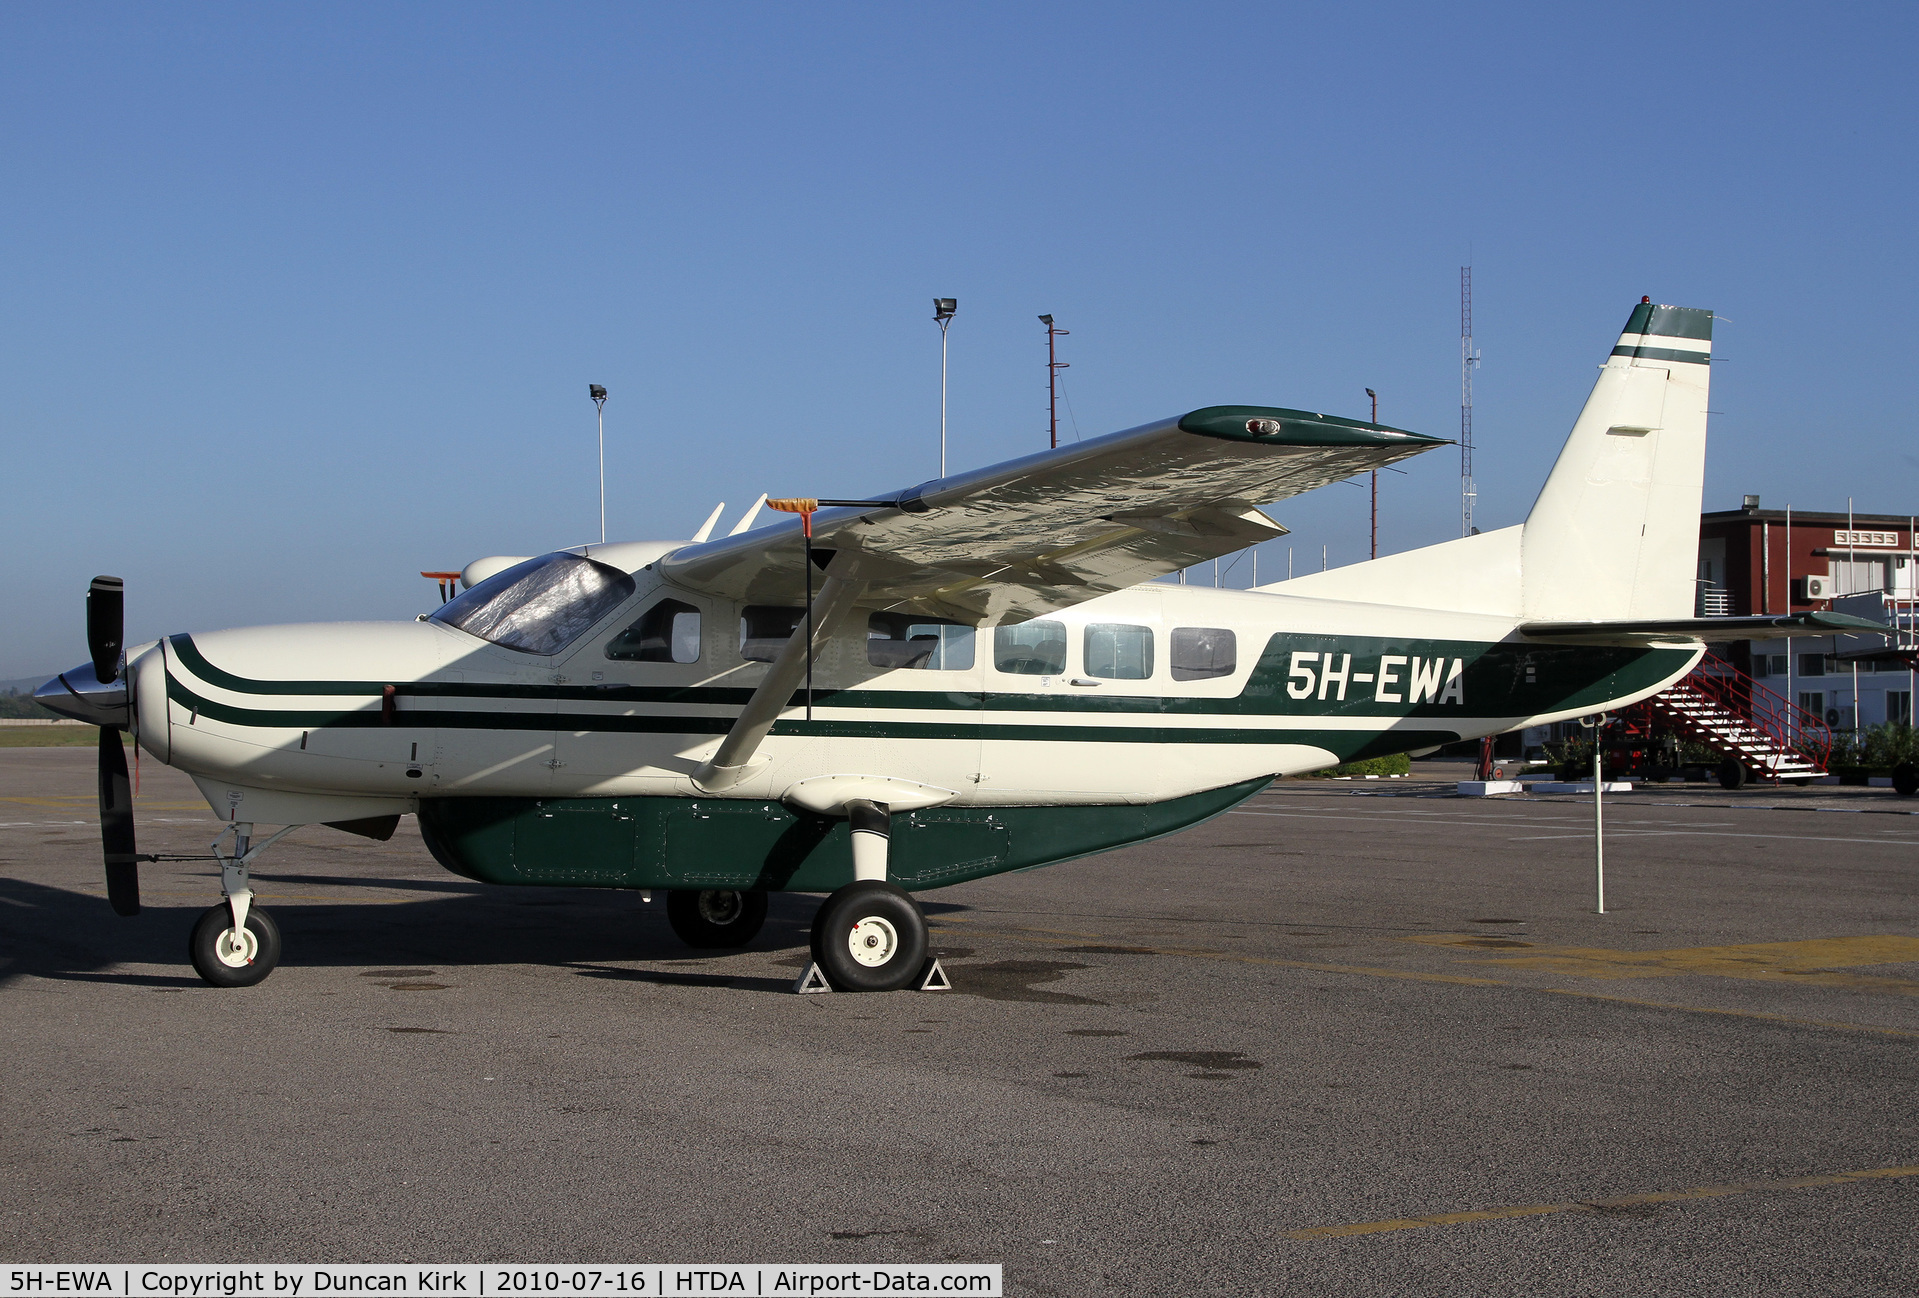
<box><xmin>1459</xmin><ymin>266</ymin><xmax>1480</xmax><ymax>536</ymax></box>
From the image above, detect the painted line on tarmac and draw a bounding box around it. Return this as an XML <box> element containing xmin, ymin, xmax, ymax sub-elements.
<box><xmin>1264</xmin><ymin>789</ymin><xmax>1919</xmax><ymax>817</ymax></box>
<box><xmin>1284</xmin><ymin>1163</ymin><xmax>1919</xmax><ymax>1240</ymax></box>
<box><xmin>936</xmin><ymin>923</ymin><xmax>1919</xmax><ymax>1039</ymax></box>
<box><xmin>1229</xmin><ymin>809</ymin><xmax>1919</xmax><ymax>848</ymax></box>
<box><xmin>1539</xmin><ymin>988</ymin><xmax>1919</xmax><ymax>1037</ymax></box>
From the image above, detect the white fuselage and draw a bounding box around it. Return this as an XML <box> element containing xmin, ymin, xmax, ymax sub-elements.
<box><xmin>129</xmin><ymin>567</ymin><xmax>1695</xmax><ymax>828</ymax></box>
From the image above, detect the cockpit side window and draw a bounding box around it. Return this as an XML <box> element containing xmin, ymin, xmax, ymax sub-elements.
<box><xmin>606</xmin><ymin>599</ymin><xmax>702</xmax><ymax>663</ymax></box>
<box><xmin>430</xmin><ymin>553</ymin><xmax>636</xmax><ymax>657</ymax></box>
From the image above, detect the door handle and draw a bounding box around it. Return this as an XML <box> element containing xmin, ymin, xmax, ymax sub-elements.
<box><xmin>1068</xmin><ymin>677</ymin><xmax>1103</xmax><ymax>687</ymax></box>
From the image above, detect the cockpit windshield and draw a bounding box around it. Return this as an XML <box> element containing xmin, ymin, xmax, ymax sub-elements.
<box><xmin>430</xmin><ymin>552</ymin><xmax>636</xmax><ymax>656</ymax></box>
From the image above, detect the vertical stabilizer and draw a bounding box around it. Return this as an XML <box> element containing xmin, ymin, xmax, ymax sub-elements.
<box><xmin>1520</xmin><ymin>301</ymin><xmax>1712</xmax><ymax>622</ymax></box>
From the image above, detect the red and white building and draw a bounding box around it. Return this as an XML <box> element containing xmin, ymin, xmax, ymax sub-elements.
<box><xmin>1697</xmin><ymin>499</ymin><xmax>1917</xmax><ymax>729</ymax></box>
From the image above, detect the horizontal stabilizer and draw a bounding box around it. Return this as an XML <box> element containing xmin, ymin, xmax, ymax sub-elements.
<box><xmin>1519</xmin><ymin>612</ymin><xmax>1890</xmax><ymax>641</ymax></box>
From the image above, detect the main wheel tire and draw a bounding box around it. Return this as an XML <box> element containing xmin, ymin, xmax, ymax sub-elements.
<box><xmin>1892</xmin><ymin>762</ymin><xmax>1918</xmax><ymax>797</ymax></box>
<box><xmin>809</xmin><ymin>881</ymin><xmax>928</xmax><ymax>993</ymax></box>
<box><xmin>1717</xmin><ymin>758</ymin><xmax>1748</xmax><ymax>791</ymax></box>
<box><xmin>666</xmin><ymin>889</ymin><xmax>768</xmax><ymax>948</ymax></box>
<box><xmin>187</xmin><ymin>903</ymin><xmax>282</xmax><ymax>988</ymax></box>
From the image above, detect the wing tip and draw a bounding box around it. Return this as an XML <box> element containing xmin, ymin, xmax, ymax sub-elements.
<box><xmin>1178</xmin><ymin>405</ymin><xmax>1446</xmax><ymax>447</ymax></box>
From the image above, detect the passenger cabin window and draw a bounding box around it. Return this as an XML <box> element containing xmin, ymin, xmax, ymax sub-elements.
<box><xmin>1084</xmin><ymin>623</ymin><xmax>1154</xmax><ymax>680</ymax></box>
<box><xmin>430</xmin><ymin>552</ymin><xmax>636</xmax><ymax>657</ymax></box>
<box><xmin>994</xmin><ymin>620</ymin><xmax>1067</xmax><ymax>675</ymax></box>
<box><xmin>740</xmin><ymin>606</ymin><xmax>804</xmax><ymax>663</ymax></box>
<box><xmin>868</xmin><ymin>614</ymin><xmax>976</xmax><ymax>671</ymax></box>
<box><xmin>605</xmin><ymin>599</ymin><xmax>701</xmax><ymax>663</ymax></box>
<box><xmin>1170</xmin><ymin>627</ymin><xmax>1236</xmax><ymax>681</ymax></box>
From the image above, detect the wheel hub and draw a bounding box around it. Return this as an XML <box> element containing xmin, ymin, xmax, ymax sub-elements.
<box><xmin>847</xmin><ymin>916</ymin><xmax>899</xmax><ymax>967</ymax></box>
<box><xmin>697</xmin><ymin>890</ymin><xmax>743</xmax><ymax>926</ymax></box>
<box><xmin>213</xmin><ymin>925</ymin><xmax>257</xmax><ymax>969</ymax></box>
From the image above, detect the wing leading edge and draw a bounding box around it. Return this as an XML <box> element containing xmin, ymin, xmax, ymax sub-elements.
<box><xmin>658</xmin><ymin>405</ymin><xmax>1446</xmax><ymax>625</ymax></box>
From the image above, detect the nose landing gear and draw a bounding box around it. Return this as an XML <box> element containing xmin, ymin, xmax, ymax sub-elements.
<box><xmin>186</xmin><ymin>822</ymin><xmax>296</xmax><ymax>988</ymax></box>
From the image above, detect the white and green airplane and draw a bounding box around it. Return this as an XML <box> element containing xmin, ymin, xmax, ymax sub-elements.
<box><xmin>38</xmin><ymin>299</ymin><xmax>1876</xmax><ymax>991</ymax></box>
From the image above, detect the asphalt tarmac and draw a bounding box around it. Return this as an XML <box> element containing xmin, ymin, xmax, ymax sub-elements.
<box><xmin>4</xmin><ymin>747</ymin><xmax>1918</xmax><ymax>1295</ymax></box>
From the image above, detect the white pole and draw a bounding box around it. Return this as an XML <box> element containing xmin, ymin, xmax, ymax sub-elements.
<box><xmin>597</xmin><ymin>402</ymin><xmax>606</xmax><ymax>545</ymax></box>
<box><xmin>939</xmin><ymin>323</ymin><xmax>950</xmax><ymax>478</ymax></box>
<box><xmin>1252</xmin><ymin>549</ymin><xmax>1258</xmax><ymax>586</ymax></box>
<box><xmin>1594</xmin><ymin>725</ymin><xmax>1606</xmax><ymax>914</ymax></box>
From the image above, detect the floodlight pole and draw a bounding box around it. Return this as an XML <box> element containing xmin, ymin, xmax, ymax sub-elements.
<box><xmin>1367</xmin><ymin>389</ymin><xmax>1378</xmax><ymax>560</ymax></box>
<box><xmin>934</xmin><ymin>299</ymin><xmax>957</xmax><ymax>477</ymax></box>
<box><xmin>590</xmin><ymin>384</ymin><xmax>609</xmax><ymax>544</ymax></box>
<box><xmin>1041</xmin><ymin>315</ymin><xmax>1070</xmax><ymax>449</ymax></box>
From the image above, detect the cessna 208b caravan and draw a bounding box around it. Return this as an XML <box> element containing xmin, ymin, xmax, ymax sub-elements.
<box><xmin>39</xmin><ymin>300</ymin><xmax>1876</xmax><ymax>991</ymax></box>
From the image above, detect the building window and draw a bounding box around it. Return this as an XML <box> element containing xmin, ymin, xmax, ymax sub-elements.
<box><xmin>1170</xmin><ymin>627</ymin><xmax>1237</xmax><ymax>681</ymax></box>
<box><xmin>605</xmin><ymin>599</ymin><xmax>701</xmax><ymax>663</ymax></box>
<box><xmin>1890</xmin><ymin>691</ymin><xmax>1913</xmax><ymax>726</ymax></box>
<box><xmin>994</xmin><ymin>621</ymin><xmax>1067</xmax><ymax>675</ymax></box>
<box><xmin>1084</xmin><ymin>624</ymin><xmax>1154</xmax><ymax>680</ymax></box>
<box><xmin>1799</xmin><ymin>691</ymin><xmax>1824</xmax><ymax>719</ymax></box>
<box><xmin>1798</xmin><ymin>653</ymin><xmax>1826</xmax><ymax>678</ymax></box>
<box><xmin>867</xmin><ymin>614</ymin><xmax>975</xmax><ymax>671</ymax></box>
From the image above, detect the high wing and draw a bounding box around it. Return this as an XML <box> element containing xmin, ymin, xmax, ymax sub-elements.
<box><xmin>657</xmin><ymin>405</ymin><xmax>1446</xmax><ymax>625</ymax></box>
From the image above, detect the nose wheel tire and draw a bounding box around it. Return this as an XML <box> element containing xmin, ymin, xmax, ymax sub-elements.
<box><xmin>187</xmin><ymin>903</ymin><xmax>282</xmax><ymax>988</ymax></box>
<box><xmin>810</xmin><ymin>880</ymin><xmax>928</xmax><ymax>993</ymax></box>
<box><xmin>666</xmin><ymin>889</ymin><xmax>768</xmax><ymax>948</ymax></box>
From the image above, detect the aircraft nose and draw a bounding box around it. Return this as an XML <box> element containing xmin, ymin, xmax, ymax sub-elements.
<box><xmin>34</xmin><ymin>661</ymin><xmax>130</xmax><ymax>727</ymax></box>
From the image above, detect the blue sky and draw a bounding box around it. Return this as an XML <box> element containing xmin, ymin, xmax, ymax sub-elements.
<box><xmin>4</xmin><ymin>2</ymin><xmax>1916</xmax><ymax>677</ymax></box>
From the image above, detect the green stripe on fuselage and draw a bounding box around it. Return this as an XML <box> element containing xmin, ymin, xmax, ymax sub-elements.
<box><xmin>163</xmin><ymin>631</ymin><xmax>1692</xmax><ymax>762</ymax></box>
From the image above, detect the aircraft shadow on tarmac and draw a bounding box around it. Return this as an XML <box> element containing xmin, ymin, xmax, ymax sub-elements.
<box><xmin>0</xmin><ymin>872</ymin><xmax>970</xmax><ymax>993</ymax></box>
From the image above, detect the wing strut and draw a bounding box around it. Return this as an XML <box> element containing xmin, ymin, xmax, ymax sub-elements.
<box><xmin>693</xmin><ymin>575</ymin><xmax>865</xmax><ymax>793</ymax></box>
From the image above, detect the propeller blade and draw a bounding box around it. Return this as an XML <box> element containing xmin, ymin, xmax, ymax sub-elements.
<box><xmin>98</xmin><ymin>726</ymin><xmax>140</xmax><ymax>916</ymax></box>
<box><xmin>87</xmin><ymin>575</ymin><xmax>125</xmax><ymax>683</ymax></box>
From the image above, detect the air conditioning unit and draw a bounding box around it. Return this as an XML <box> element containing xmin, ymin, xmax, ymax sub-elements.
<box><xmin>1798</xmin><ymin>575</ymin><xmax>1833</xmax><ymax>601</ymax></box>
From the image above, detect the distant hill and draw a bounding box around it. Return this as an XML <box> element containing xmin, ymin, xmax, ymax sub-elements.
<box><xmin>0</xmin><ymin>674</ymin><xmax>61</xmax><ymax>719</ymax></box>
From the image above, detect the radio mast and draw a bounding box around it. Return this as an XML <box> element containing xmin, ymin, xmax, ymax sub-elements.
<box><xmin>1459</xmin><ymin>266</ymin><xmax>1480</xmax><ymax>536</ymax></box>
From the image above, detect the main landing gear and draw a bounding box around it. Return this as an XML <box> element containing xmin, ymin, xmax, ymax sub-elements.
<box><xmin>666</xmin><ymin>889</ymin><xmax>768</xmax><ymax>948</ymax></box>
<box><xmin>187</xmin><ymin>821</ymin><xmax>296</xmax><ymax>988</ymax></box>
<box><xmin>810</xmin><ymin>879</ymin><xmax>929</xmax><ymax>992</ymax></box>
<box><xmin>805</xmin><ymin>797</ymin><xmax>929</xmax><ymax>993</ymax></box>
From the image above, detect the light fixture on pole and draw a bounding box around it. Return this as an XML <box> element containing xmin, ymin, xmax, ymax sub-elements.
<box><xmin>1040</xmin><ymin>314</ymin><xmax>1070</xmax><ymax>449</ymax></box>
<box><xmin>933</xmin><ymin>299</ymin><xmax>957</xmax><ymax>477</ymax></box>
<box><xmin>589</xmin><ymin>384</ymin><xmax>608</xmax><ymax>544</ymax></box>
<box><xmin>1366</xmin><ymin>389</ymin><xmax>1378</xmax><ymax>560</ymax></box>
